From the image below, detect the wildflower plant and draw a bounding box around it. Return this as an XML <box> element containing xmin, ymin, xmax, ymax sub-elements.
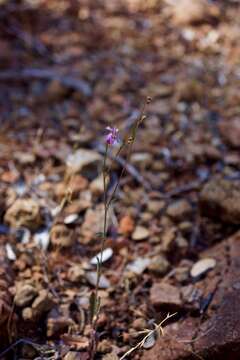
<box><xmin>89</xmin><ymin>97</ymin><xmax>152</xmax><ymax>356</ymax></box>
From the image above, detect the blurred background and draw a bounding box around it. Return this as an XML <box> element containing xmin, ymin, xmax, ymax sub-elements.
<box><xmin>0</xmin><ymin>0</ymin><xmax>240</xmax><ymax>359</ymax></box>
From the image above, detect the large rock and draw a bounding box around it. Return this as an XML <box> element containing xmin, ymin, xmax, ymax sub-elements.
<box><xmin>143</xmin><ymin>231</ymin><xmax>240</xmax><ymax>360</ymax></box>
<box><xmin>200</xmin><ymin>178</ymin><xmax>240</xmax><ymax>224</ymax></box>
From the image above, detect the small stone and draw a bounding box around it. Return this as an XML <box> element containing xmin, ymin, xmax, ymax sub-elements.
<box><xmin>90</xmin><ymin>248</ymin><xmax>113</xmax><ymax>265</ymax></box>
<box><xmin>148</xmin><ymin>255</ymin><xmax>170</xmax><ymax>275</ymax></box>
<box><xmin>81</xmin><ymin>205</ymin><xmax>109</xmax><ymax>244</ymax></box>
<box><xmin>86</xmin><ymin>272</ymin><xmax>110</xmax><ymax>289</ymax></box>
<box><xmin>55</xmin><ymin>176</ymin><xmax>88</xmax><ymax>199</ymax></box>
<box><xmin>175</xmin><ymin>235</ymin><xmax>188</xmax><ymax>249</ymax></box>
<box><xmin>68</xmin><ymin>265</ymin><xmax>85</xmax><ymax>283</ymax></box>
<box><xmin>34</xmin><ymin>229</ymin><xmax>50</xmax><ymax>251</ymax></box>
<box><xmin>64</xmin><ymin>213</ymin><xmax>79</xmax><ymax>225</ymax></box>
<box><xmin>147</xmin><ymin>200</ymin><xmax>165</xmax><ymax>214</ymax></box>
<box><xmin>14</xmin><ymin>284</ymin><xmax>38</xmax><ymax>307</ymax></box>
<box><xmin>14</xmin><ymin>151</ymin><xmax>36</xmax><ymax>165</ymax></box>
<box><xmin>174</xmin><ymin>260</ymin><xmax>193</xmax><ymax>283</ymax></box>
<box><xmin>66</xmin><ymin>149</ymin><xmax>102</xmax><ymax>179</ymax></box>
<box><xmin>50</xmin><ymin>224</ymin><xmax>74</xmax><ymax>247</ymax></box>
<box><xmin>126</xmin><ymin>257</ymin><xmax>150</xmax><ymax>275</ymax></box>
<box><xmin>190</xmin><ymin>258</ymin><xmax>216</xmax><ymax>279</ymax></box>
<box><xmin>161</xmin><ymin>227</ymin><xmax>176</xmax><ymax>251</ymax></box>
<box><xmin>4</xmin><ymin>198</ymin><xmax>42</xmax><ymax>230</ymax></box>
<box><xmin>143</xmin><ymin>332</ymin><xmax>156</xmax><ymax>349</ymax></box>
<box><xmin>119</xmin><ymin>215</ymin><xmax>135</xmax><ymax>235</ymax></box>
<box><xmin>132</xmin><ymin>226</ymin><xmax>150</xmax><ymax>241</ymax></box>
<box><xmin>132</xmin><ymin>318</ymin><xmax>147</xmax><ymax>331</ymax></box>
<box><xmin>150</xmin><ymin>283</ymin><xmax>182</xmax><ymax>309</ymax></box>
<box><xmin>5</xmin><ymin>243</ymin><xmax>16</xmax><ymax>261</ymax></box>
<box><xmin>69</xmin><ymin>175</ymin><xmax>89</xmax><ymax>194</ymax></box>
<box><xmin>166</xmin><ymin>200</ymin><xmax>192</xmax><ymax>221</ymax></box>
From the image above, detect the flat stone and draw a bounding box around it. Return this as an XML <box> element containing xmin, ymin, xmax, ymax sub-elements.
<box><xmin>132</xmin><ymin>226</ymin><xmax>150</xmax><ymax>241</ymax></box>
<box><xmin>150</xmin><ymin>283</ymin><xmax>182</xmax><ymax>309</ymax></box>
<box><xmin>190</xmin><ymin>258</ymin><xmax>216</xmax><ymax>279</ymax></box>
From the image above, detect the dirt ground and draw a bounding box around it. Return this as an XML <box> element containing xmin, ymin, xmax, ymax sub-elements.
<box><xmin>0</xmin><ymin>0</ymin><xmax>240</xmax><ymax>359</ymax></box>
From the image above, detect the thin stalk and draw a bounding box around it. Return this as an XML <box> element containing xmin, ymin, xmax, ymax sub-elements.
<box><xmin>106</xmin><ymin>99</ymin><xmax>148</xmax><ymax>210</ymax></box>
<box><xmin>92</xmin><ymin>143</ymin><xmax>109</xmax><ymax>329</ymax></box>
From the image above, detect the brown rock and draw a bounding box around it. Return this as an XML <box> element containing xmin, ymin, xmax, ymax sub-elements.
<box><xmin>166</xmin><ymin>200</ymin><xmax>192</xmax><ymax>222</ymax></box>
<box><xmin>148</xmin><ymin>255</ymin><xmax>170</xmax><ymax>276</ymax></box>
<box><xmin>200</xmin><ymin>178</ymin><xmax>240</xmax><ymax>224</ymax></box>
<box><xmin>80</xmin><ymin>204</ymin><xmax>109</xmax><ymax>244</ymax></box>
<box><xmin>132</xmin><ymin>318</ymin><xmax>147</xmax><ymax>331</ymax></box>
<box><xmin>150</xmin><ymin>283</ymin><xmax>182</xmax><ymax>309</ymax></box>
<box><xmin>119</xmin><ymin>215</ymin><xmax>135</xmax><ymax>235</ymax></box>
<box><xmin>4</xmin><ymin>198</ymin><xmax>42</xmax><ymax>230</ymax></box>
<box><xmin>143</xmin><ymin>231</ymin><xmax>240</xmax><ymax>360</ymax></box>
<box><xmin>132</xmin><ymin>226</ymin><xmax>150</xmax><ymax>241</ymax></box>
<box><xmin>50</xmin><ymin>224</ymin><xmax>74</xmax><ymax>247</ymax></box>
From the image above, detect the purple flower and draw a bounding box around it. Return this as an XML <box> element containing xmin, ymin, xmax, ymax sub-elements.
<box><xmin>105</xmin><ymin>126</ymin><xmax>120</xmax><ymax>146</ymax></box>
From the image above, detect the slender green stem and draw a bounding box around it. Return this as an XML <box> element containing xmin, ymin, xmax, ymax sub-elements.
<box><xmin>91</xmin><ymin>96</ymin><xmax>151</xmax><ymax>336</ymax></box>
<box><xmin>92</xmin><ymin>143</ymin><xmax>109</xmax><ymax>329</ymax></box>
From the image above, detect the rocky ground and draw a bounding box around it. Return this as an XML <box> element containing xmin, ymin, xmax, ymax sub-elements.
<box><xmin>0</xmin><ymin>0</ymin><xmax>240</xmax><ymax>359</ymax></box>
